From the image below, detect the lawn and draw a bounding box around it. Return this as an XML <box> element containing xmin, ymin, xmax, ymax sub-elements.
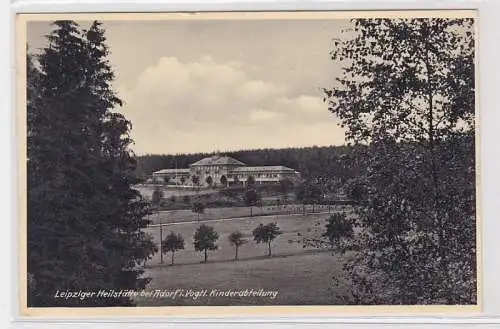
<box><xmin>146</xmin><ymin>203</ymin><xmax>345</xmax><ymax>225</ymax></box>
<box><xmin>135</xmin><ymin>251</ymin><xmax>348</xmax><ymax>306</ymax></box>
<box><xmin>135</xmin><ymin>210</ymin><xmax>354</xmax><ymax>306</ymax></box>
<box><xmin>143</xmin><ymin>212</ymin><xmax>339</xmax><ymax>265</ymax></box>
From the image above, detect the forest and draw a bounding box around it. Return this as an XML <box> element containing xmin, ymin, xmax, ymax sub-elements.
<box><xmin>134</xmin><ymin>144</ymin><xmax>363</xmax><ymax>184</ymax></box>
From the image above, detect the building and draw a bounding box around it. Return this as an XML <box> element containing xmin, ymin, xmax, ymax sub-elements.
<box><xmin>151</xmin><ymin>155</ymin><xmax>300</xmax><ymax>187</ymax></box>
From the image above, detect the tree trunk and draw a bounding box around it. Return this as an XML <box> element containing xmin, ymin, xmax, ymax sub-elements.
<box><xmin>250</xmin><ymin>206</ymin><xmax>253</xmax><ymax>217</ymax></box>
<box><xmin>424</xmin><ymin>48</ymin><xmax>446</xmax><ymax>280</ymax></box>
<box><xmin>268</xmin><ymin>241</ymin><xmax>272</xmax><ymax>257</ymax></box>
<box><xmin>235</xmin><ymin>246</ymin><xmax>239</xmax><ymax>261</ymax></box>
<box><xmin>303</xmin><ymin>204</ymin><xmax>306</xmax><ymax>215</ymax></box>
<box><xmin>204</xmin><ymin>249</ymin><xmax>207</xmax><ymax>263</ymax></box>
<box><xmin>171</xmin><ymin>251</ymin><xmax>175</xmax><ymax>265</ymax></box>
<box><xmin>159</xmin><ymin>224</ymin><xmax>163</xmax><ymax>264</ymax></box>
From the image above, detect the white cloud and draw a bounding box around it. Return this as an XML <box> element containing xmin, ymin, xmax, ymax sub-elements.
<box><xmin>295</xmin><ymin>95</ymin><xmax>326</xmax><ymax>113</ymax></box>
<box><xmin>119</xmin><ymin>55</ymin><xmax>344</xmax><ymax>154</ymax></box>
<box><xmin>236</xmin><ymin>80</ymin><xmax>287</xmax><ymax>102</ymax></box>
<box><xmin>248</xmin><ymin>109</ymin><xmax>283</xmax><ymax>122</ymax></box>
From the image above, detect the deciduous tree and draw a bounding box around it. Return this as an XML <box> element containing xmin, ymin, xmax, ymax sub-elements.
<box><xmin>193</xmin><ymin>224</ymin><xmax>219</xmax><ymax>263</ymax></box>
<box><xmin>323</xmin><ymin>213</ymin><xmax>354</xmax><ymax>254</ymax></box>
<box><xmin>244</xmin><ymin>189</ymin><xmax>260</xmax><ymax>217</ymax></box>
<box><xmin>323</xmin><ymin>18</ymin><xmax>476</xmax><ymax>304</ymax></box>
<box><xmin>295</xmin><ymin>181</ymin><xmax>322</xmax><ymax>214</ymax></box>
<box><xmin>191</xmin><ymin>200</ymin><xmax>205</xmax><ymax>221</ymax></box>
<box><xmin>151</xmin><ymin>187</ymin><xmax>163</xmax><ymax>206</ymax></box>
<box><xmin>278</xmin><ymin>178</ymin><xmax>294</xmax><ymax>205</ymax></box>
<box><xmin>162</xmin><ymin>231</ymin><xmax>185</xmax><ymax>265</ymax></box>
<box><xmin>220</xmin><ymin>175</ymin><xmax>228</xmax><ymax>188</ymax></box>
<box><xmin>252</xmin><ymin>223</ymin><xmax>282</xmax><ymax>257</ymax></box>
<box><xmin>228</xmin><ymin>231</ymin><xmax>247</xmax><ymax>260</ymax></box>
<box><xmin>246</xmin><ymin>175</ymin><xmax>255</xmax><ymax>187</ymax></box>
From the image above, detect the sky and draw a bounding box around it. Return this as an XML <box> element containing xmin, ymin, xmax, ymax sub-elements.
<box><xmin>27</xmin><ymin>17</ymin><xmax>352</xmax><ymax>155</ymax></box>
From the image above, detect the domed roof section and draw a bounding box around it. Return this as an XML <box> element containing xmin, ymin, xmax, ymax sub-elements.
<box><xmin>190</xmin><ymin>155</ymin><xmax>246</xmax><ymax>167</ymax></box>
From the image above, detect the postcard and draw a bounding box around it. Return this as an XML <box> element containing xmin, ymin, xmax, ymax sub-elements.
<box><xmin>16</xmin><ymin>10</ymin><xmax>480</xmax><ymax>317</ymax></box>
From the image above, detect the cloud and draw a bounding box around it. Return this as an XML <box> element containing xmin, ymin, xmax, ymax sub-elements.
<box><xmin>248</xmin><ymin>109</ymin><xmax>283</xmax><ymax>122</ymax></box>
<box><xmin>118</xmin><ymin>55</ymin><xmax>344</xmax><ymax>154</ymax></box>
<box><xmin>236</xmin><ymin>80</ymin><xmax>287</xmax><ymax>102</ymax></box>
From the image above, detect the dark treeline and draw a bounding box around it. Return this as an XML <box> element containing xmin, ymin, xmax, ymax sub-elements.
<box><xmin>135</xmin><ymin>145</ymin><xmax>366</xmax><ymax>183</ymax></box>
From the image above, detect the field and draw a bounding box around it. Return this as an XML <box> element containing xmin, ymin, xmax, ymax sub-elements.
<box><xmin>135</xmin><ymin>252</ymin><xmax>348</xmax><ymax>306</ymax></box>
<box><xmin>135</xmin><ymin>207</ymin><xmax>354</xmax><ymax>306</ymax></box>
<box><xmin>146</xmin><ymin>203</ymin><xmax>340</xmax><ymax>224</ymax></box>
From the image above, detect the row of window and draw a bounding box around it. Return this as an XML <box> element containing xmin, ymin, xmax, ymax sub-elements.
<box><xmin>233</xmin><ymin>173</ymin><xmax>280</xmax><ymax>179</ymax></box>
<box><xmin>158</xmin><ymin>171</ymin><xmax>296</xmax><ymax>180</ymax></box>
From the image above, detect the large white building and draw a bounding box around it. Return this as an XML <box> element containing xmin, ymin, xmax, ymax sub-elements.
<box><xmin>151</xmin><ymin>155</ymin><xmax>300</xmax><ymax>187</ymax></box>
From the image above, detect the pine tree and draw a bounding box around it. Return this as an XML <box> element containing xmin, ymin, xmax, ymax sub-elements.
<box><xmin>27</xmin><ymin>20</ymin><xmax>155</xmax><ymax>307</ymax></box>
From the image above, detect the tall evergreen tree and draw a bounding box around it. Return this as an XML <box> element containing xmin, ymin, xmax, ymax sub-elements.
<box><xmin>27</xmin><ymin>20</ymin><xmax>155</xmax><ymax>307</ymax></box>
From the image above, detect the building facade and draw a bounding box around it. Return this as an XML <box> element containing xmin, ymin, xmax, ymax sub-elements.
<box><xmin>151</xmin><ymin>155</ymin><xmax>300</xmax><ymax>187</ymax></box>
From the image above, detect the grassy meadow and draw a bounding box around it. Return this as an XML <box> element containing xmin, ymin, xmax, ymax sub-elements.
<box><xmin>136</xmin><ymin>205</ymin><xmax>355</xmax><ymax>306</ymax></box>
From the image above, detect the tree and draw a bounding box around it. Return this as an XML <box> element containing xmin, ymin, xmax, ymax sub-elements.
<box><xmin>278</xmin><ymin>178</ymin><xmax>294</xmax><ymax>205</ymax></box>
<box><xmin>323</xmin><ymin>18</ymin><xmax>475</xmax><ymax>304</ymax></box>
<box><xmin>134</xmin><ymin>145</ymin><xmax>368</xmax><ymax>186</ymax></box>
<box><xmin>247</xmin><ymin>175</ymin><xmax>255</xmax><ymax>187</ymax></box>
<box><xmin>228</xmin><ymin>231</ymin><xmax>247</xmax><ymax>260</ymax></box>
<box><xmin>163</xmin><ymin>176</ymin><xmax>170</xmax><ymax>185</ymax></box>
<box><xmin>205</xmin><ymin>175</ymin><xmax>213</xmax><ymax>187</ymax></box>
<box><xmin>193</xmin><ymin>224</ymin><xmax>219</xmax><ymax>263</ymax></box>
<box><xmin>244</xmin><ymin>189</ymin><xmax>260</xmax><ymax>217</ymax></box>
<box><xmin>27</xmin><ymin>21</ymin><xmax>156</xmax><ymax>307</ymax></box>
<box><xmin>323</xmin><ymin>213</ymin><xmax>354</xmax><ymax>254</ymax></box>
<box><xmin>309</xmin><ymin>184</ymin><xmax>323</xmax><ymax>213</ymax></box>
<box><xmin>295</xmin><ymin>181</ymin><xmax>322</xmax><ymax>214</ymax></box>
<box><xmin>140</xmin><ymin>233</ymin><xmax>159</xmax><ymax>266</ymax></box>
<box><xmin>151</xmin><ymin>187</ymin><xmax>163</xmax><ymax>207</ymax></box>
<box><xmin>192</xmin><ymin>175</ymin><xmax>200</xmax><ymax>192</ymax></box>
<box><xmin>344</xmin><ymin>177</ymin><xmax>369</xmax><ymax>204</ymax></box>
<box><xmin>228</xmin><ymin>231</ymin><xmax>248</xmax><ymax>260</ymax></box>
<box><xmin>220</xmin><ymin>175</ymin><xmax>228</xmax><ymax>188</ymax></box>
<box><xmin>192</xmin><ymin>200</ymin><xmax>205</xmax><ymax>221</ymax></box>
<box><xmin>252</xmin><ymin>223</ymin><xmax>282</xmax><ymax>257</ymax></box>
<box><xmin>234</xmin><ymin>176</ymin><xmax>240</xmax><ymax>185</ymax></box>
<box><xmin>180</xmin><ymin>176</ymin><xmax>186</xmax><ymax>186</ymax></box>
<box><xmin>162</xmin><ymin>231</ymin><xmax>185</xmax><ymax>265</ymax></box>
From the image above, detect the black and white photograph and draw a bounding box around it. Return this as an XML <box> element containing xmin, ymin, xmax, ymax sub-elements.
<box><xmin>19</xmin><ymin>11</ymin><xmax>478</xmax><ymax>312</ymax></box>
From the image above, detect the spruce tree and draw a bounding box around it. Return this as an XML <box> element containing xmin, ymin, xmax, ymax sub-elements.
<box><xmin>27</xmin><ymin>20</ymin><xmax>155</xmax><ymax>307</ymax></box>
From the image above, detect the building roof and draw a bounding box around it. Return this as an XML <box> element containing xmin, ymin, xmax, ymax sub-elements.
<box><xmin>231</xmin><ymin>166</ymin><xmax>297</xmax><ymax>172</ymax></box>
<box><xmin>153</xmin><ymin>168</ymin><xmax>190</xmax><ymax>175</ymax></box>
<box><xmin>190</xmin><ymin>155</ymin><xmax>246</xmax><ymax>167</ymax></box>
